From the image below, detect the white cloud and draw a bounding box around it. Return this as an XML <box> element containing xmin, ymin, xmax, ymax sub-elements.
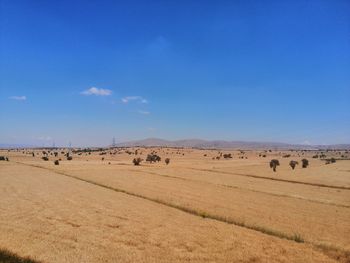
<box><xmin>138</xmin><ymin>110</ymin><xmax>150</xmax><ymax>115</ymax></box>
<box><xmin>121</xmin><ymin>96</ymin><xmax>148</xmax><ymax>104</ymax></box>
<box><xmin>9</xmin><ymin>96</ymin><xmax>26</xmax><ymax>101</ymax></box>
<box><xmin>81</xmin><ymin>87</ymin><xmax>112</xmax><ymax>96</ymax></box>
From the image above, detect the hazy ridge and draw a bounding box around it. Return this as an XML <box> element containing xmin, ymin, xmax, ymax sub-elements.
<box><xmin>1</xmin><ymin>139</ymin><xmax>349</xmax><ymax>149</ymax></box>
<box><xmin>116</xmin><ymin>138</ymin><xmax>350</xmax><ymax>150</ymax></box>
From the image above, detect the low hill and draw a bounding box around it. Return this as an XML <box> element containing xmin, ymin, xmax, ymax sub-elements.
<box><xmin>116</xmin><ymin>138</ymin><xmax>350</xmax><ymax>150</ymax></box>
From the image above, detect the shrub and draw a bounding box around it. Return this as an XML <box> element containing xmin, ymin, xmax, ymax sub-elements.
<box><xmin>165</xmin><ymin>158</ymin><xmax>170</xmax><ymax>165</ymax></box>
<box><xmin>54</xmin><ymin>160</ymin><xmax>59</xmax><ymax>165</ymax></box>
<box><xmin>42</xmin><ymin>156</ymin><xmax>49</xmax><ymax>161</ymax></box>
<box><xmin>0</xmin><ymin>156</ymin><xmax>5</xmax><ymax>161</ymax></box>
<box><xmin>146</xmin><ymin>154</ymin><xmax>161</xmax><ymax>163</ymax></box>
<box><xmin>326</xmin><ymin>158</ymin><xmax>336</xmax><ymax>164</ymax></box>
<box><xmin>133</xmin><ymin>158</ymin><xmax>142</xmax><ymax>166</ymax></box>
<box><xmin>301</xmin><ymin>159</ymin><xmax>309</xmax><ymax>168</ymax></box>
<box><xmin>223</xmin><ymin>153</ymin><xmax>232</xmax><ymax>159</ymax></box>
<box><xmin>269</xmin><ymin>159</ymin><xmax>280</xmax><ymax>172</ymax></box>
<box><xmin>67</xmin><ymin>156</ymin><xmax>73</xmax><ymax>161</ymax></box>
<box><xmin>289</xmin><ymin>160</ymin><xmax>298</xmax><ymax>170</ymax></box>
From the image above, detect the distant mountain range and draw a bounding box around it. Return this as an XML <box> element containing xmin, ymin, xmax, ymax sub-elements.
<box><xmin>116</xmin><ymin>138</ymin><xmax>350</xmax><ymax>150</ymax></box>
<box><xmin>1</xmin><ymin>139</ymin><xmax>349</xmax><ymax>150</ymax></box>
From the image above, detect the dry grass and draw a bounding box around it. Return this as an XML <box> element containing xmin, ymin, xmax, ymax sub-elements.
<box><xmin>44</xmin><ymin>163</ymin><xmax>349</xmax><ymax>249</ymax></box>
<box><xmin>11</xmin><ymin>161</ymin><xmax>307</xmax><ymax>243</ymax></box>
<box><xmin>1</xmin><ymin>148</ymin><xmax>350</xmax><ymax>262</ymax></box>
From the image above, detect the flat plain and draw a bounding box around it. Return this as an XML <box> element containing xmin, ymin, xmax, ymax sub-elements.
<box><xmin>0</xmin><ymin>147</ymin><xmax>349</xmax><ymax>262</ymax></box>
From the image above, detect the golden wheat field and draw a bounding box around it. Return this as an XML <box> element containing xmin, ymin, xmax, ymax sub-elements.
<box><xmin>0</xmin><ymin>147</ymin><xmax>349</xmax><ymax>263</ymax></box>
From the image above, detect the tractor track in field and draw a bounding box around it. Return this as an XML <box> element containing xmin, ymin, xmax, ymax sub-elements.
<box><xmin>187</xmin><ymin>167</ymin><xmax>350</xmax><ymax>190</ymax></box>
<box><xmin>126</xmin><ymin>169</ymin><xmax>350</xmax><ymax>209</ymax></box>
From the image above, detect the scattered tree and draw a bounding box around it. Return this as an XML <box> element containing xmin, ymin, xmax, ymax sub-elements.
<box><xmin>133</xmin><ymin>157</ymin><xmax>142</xmax><ymax>166</ymax></box>
<box><xmin>165</xmin><ymin>158</ymin><xmax>170</xmax><ymax>165</ymax></box>
<box><xmin>289</xmin><ymin>160</ymin><xmax>298</xmax><ymax>170</ymax></box>
<box><xmin>223</xmin><ymin>153</ymin><xmax>232</xmax><ymax>159</ymax></box>
<box><xmin>325</xmin><ymin>158</ymin><xmax>336</xmax><ymax>165</ymax></box>
<box><xmin>146</xmin><ymin>154</ymin><xmax>161</xmax><ymax>163</ymax></box>
<box><xmin>54</xmin><ymin>160</ymin><xmax>59</xmax><ymax>165</ymax></box>
<box><xmin>301</xmin><ymin>159</ymin><xmax>309</xmax><ymax>168</ymax></box>
<box><xmin>270</xmin><ymin>159</ymin><xmax>280</xmax><ymax>172</ymax></box>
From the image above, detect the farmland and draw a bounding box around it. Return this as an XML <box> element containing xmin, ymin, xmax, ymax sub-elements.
<box><xmin>0</xmin><ymin>147</ymin><xmax>349</xmax><ymax>262</ymax></box>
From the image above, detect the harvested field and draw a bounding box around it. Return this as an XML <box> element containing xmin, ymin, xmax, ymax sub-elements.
<box><xmin>0</xmin><ymin>148</ymin><xmax>349</xmax><ymax>262</ymax></box>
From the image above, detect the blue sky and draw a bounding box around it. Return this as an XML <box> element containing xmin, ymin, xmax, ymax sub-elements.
<box><xmin>1</xmin><ymin>0</ymin><xmax>349</xmax><ymax>147</ymax></box>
